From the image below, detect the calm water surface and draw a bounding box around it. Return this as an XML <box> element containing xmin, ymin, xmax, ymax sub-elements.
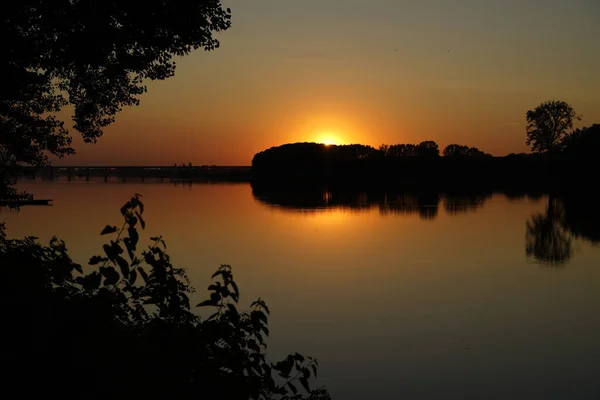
<box><xmin>3</xmin><ymin>179</ymin><xmax>600</xmax><ymax>399</ymax></box>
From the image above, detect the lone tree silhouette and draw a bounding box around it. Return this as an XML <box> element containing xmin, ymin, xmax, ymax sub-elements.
<box><xmin>1</xmin><ymin>0</ymin><xmax>232</xmax><ymax>197</ymax></box>
<box><xmin>525</xmin><ymin>100</ymin><xmax>581</xmax><ymax>153</ymax></box>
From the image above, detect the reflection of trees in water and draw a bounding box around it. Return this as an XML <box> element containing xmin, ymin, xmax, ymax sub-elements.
<box><xmin>252</xmin><ymin>190</ymin><xmax>330</xmax><ymax>210</ymax></box>
<box><xmin>251</xmin><ymin>188</ymin><xmax>440</xmax><ymax>220</ymax></box>
<box><xmin>560</xmin><ymin>196</ymin><xmax>600</xmax><ymax>243</ymax></box>
<box><xmin>252</xmin><ymin>189</ymin><xmax>505</xmax><ymax>220</ymax></box>
<box><xmin>526</xmin><ymin>198</ymin><xmax>571</xmax><ymax>265</ymax></box>
<box><xmin>443</xmin><ymin>193</ymin><xmax>492</xmax><ymax>215</ymax></box>
<box><xmin>379</xmin><ymin>193</ymin><xmax>440</xmax><ymax>219</ymax></box>
<box><xmin>526</xmin><ymin>194</ymin><xmax>600</xmax><ymax>265</ymax></box>
<box><xmin>252</xmin><ymin>187</ymin><xmax>599</xmax><ymax>266</ymax></box>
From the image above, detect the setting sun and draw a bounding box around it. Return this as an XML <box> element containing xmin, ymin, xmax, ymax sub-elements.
<box><xmin>315</xmin><ymin>132</ymin><xmax>344</xmax><ymax>146</ymax></box>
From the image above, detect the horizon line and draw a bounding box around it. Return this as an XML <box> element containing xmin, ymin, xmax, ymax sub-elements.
<box><xmin>28</xmin><ymin>165</ymin><xmax>252</xmax><ymax>168</ymax></box>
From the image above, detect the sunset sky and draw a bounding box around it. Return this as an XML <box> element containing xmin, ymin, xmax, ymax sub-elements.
<box><xmin>55</xmin><ymin>0</ymin><xmax>600</xmax><ymax>166</ymax></box>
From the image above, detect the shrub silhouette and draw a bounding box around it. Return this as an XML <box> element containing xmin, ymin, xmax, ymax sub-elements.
<box><xmin>0</xmin><ymin>195</ymin><xmax>329</xmax><ymax>400</ymax></box>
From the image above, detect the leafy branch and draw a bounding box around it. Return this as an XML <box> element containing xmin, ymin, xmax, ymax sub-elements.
<box><xmin>0</xmin><ymin>194</ymin><xmax>330</xmax><ymax>399</ymax></box>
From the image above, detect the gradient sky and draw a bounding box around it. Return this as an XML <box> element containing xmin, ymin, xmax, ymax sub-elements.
<box><xmin>55</xmin><ymin>0</ymin><xmax>600</xmax><ymax>166</ymax></box>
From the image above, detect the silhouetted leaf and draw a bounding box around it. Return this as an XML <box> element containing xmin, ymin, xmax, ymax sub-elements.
<box><xmin>256</xmin><ymin>332</ymin><xmax>265</xmax><ymax>347</ymax></box>
<box><xmin>103</xmin><ymin>241</ymin><xmax>123</xmax><ymax>260</ymax></box>
<box><xmin>89</xmin><ymin>255</ymin><xmax>104</xmax><ymax>265</ymax></box>
<box><xmin>129</xmin><ymin>269</ymin><xmax>137</xmax><ymax>285</ymax></box>
<box><xmin>247</xmin><ymin>339</ymin><xmax>260</xmax><ymax>352</ymax></box>
<box><xmin>102</xmin><ymin>244</ymin><xmax>113</xmax><ymax>259</ymax></box>
<box><xmin>210</xmin><ymin>292</ymin><xmax>221</xmax><ymax>303</ymax></box>
<box><xmin>299</xmin><ymin>376</ymin><xmax>310</xmax><ymax>393</ymax></box>
<box><xmin>136</xmin><ymin>211</ymin><xmax>145</xmax><ymax>229</ymax></box>
<box><xmin>262</xmin><ymin>363</ymin><xmax>271</xmax><ymax>374</ymax></box>
<box><xmin>208</xmin><ymin>312</ymin><xmax>219</xmax><ymax>320</ymax></box>
<box><xmin>277</xmin><ymin>357</ymin><xmax>294</xmax><ymax>378</ymax></box>
<box><xmin>197</xmin><ymin>300</ymin><xmax>217</xmax><ymax>307</ymax></box>
<box><xmin>115</xmin><ymin>256</ymin><xmax>129</xmax><ymax>279</ymax></box>
<box><xmin>251</xmin><ymin>310</ymin><xmax>263</xmax><ymax>329</ymax></box>
<box><xmin>123</xmin><ymin>237</ymin><xmax>135</xmax><ymax>260</ymax></box>
<box><xmin>288</xmin><ymin>382</ymin><xmax>297</xmax><ymax>395</ymax></box>
<box><xmin>310</xmin><ymin>363</ymin><xmax>317</xmax><ymax>378</ymax></box>
<box><xmin>138</xmin><ymin>267</ymin><xmax>149</xmax><ymax>283</ymax></box>
<box><xmin>126</xmin><ymin>215</ymin><xmax>138</xmax><ymax>228</ymax></box>
<box><xmin>302</xmin><ymin>368</ymin><xmax>310</xmax><ymax>380</ymax></box>
<box><xmin>136</xmin><ymin>196</ymin><xmax>144</xmax><ymax>214</ymax></box>
<box><xmin>100</xmin><ymin>225</ymin><xmax>118</xmax><ymax>235</ymax></box>
<box><xmin>73</xmin><ymin>263</ymin><xmax>83</xmax><ymax>274</ymax></box>
<box><xmin>100</xmin><ymin>266</ymin><xmax>119</xmax><ymax>286</ymax></box>
<box><xmin>144</xmin><ymin>252</ymin><xmax>155</xmax><ymax>265</ymax></box>
<box><xmin>231</xmin><ymin>280</ymin><xmax>239</xmax><ymax>300</ymax></box>
<box><xmin>226</xmin><ymin>303</ymin><xmax>238</xmax><ymax>313</ymax></box>
<box><xmin>76</xmin><ymin>271</ymin><xmax>102</xmax><ymax>290</ymax></box>
<box><xmin>128</xmin><ymin>227</ymin><xmax>139</xmax><ymax>248</ymax></box>
<box><xmin>263</xmin><ymin>302</ymin><xmax>271</xmax><ymax>315</ymax></box>
<box><xmin>255</xmin><ymin>311</ymin><xmax>267</xmax><ymax>323</ymax></box>
<box><xmin>150</xmin><ymin>247</ymin><xmax>164</xmax><ymax>257</ymax></box>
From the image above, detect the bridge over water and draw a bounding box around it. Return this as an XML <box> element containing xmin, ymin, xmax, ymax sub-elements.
<box><xmin>20</xmin><ymin>166</ymin><xmax>251</xmax><ymax>182</ymax></box>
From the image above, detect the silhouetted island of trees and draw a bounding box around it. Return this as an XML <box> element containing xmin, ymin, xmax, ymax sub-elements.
<box><xmin>251</xmin><ymin>102</ymin><xmax>598</xmax><ymax>192</ymax></box>
<box><xmin>251</xmin><ymin>125</ymin><xmax>599</xmax><ymax>192</ymax></box>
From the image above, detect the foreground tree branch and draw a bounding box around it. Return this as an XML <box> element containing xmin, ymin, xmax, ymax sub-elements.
<box><xmin>1</xmin><ymin>1</ymin><xmax>233</xmax><ymax>196</ymax></box>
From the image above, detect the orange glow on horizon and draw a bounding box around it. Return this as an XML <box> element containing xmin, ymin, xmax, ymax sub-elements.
<box><xmin>314</xmin><ymin>132</ymin><xmax>345</xmax><ymax>146</ymax></box>
<box><xmin>42</xmin><ymin>0</ymin><xmax>600</xmax><ymax>168</ymax></box>
<box><xmin>303</xmin><ymin>208</ymin><xmax>352</xmax><ymax>227</ymax></box>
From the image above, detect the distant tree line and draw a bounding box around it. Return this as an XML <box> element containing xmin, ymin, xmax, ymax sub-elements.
<box><xmin>252</xmin><ymin>101</ymin><xmax>599</xmax><ymax>191</ymax></box>
<box><xmin>376</xmin><ymin>141</ymin><xmax>492</xmax><ymax>159</ymax></box>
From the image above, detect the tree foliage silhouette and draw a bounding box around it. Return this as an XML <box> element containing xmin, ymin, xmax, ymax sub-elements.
<box><xmin>442</xmin><ymin>144</ymin><xmax>490</xmax><ymax>158</ymax></box>
<box><xmin>525</xmin><ymin>100</ymin><xmax>581</xmax><ymax>153</ymax></box>
<box><xmin>0</xmin><ymin>195</ymin><xmax>329</xmax><ymax>400</ymax></box>
<box><xmin>1</xmin><ymin>0</ymin><xmax>232</xmax><ymax>197</ymax></box>
<box><xmin>416</xmin><ymin>140</ymin><xmax>441</xmax><ymax>158</ymax></box>
<box><xmin>562</xmin><ymin>124</ymin><xmax>600</xmax><ymax>160</ymax></box>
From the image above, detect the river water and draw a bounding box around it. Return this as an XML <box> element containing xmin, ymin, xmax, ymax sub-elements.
<box><xmin>3</xmin><ymin>178</ymin><xmax>600</xmax><ymax>399</ymax></box>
